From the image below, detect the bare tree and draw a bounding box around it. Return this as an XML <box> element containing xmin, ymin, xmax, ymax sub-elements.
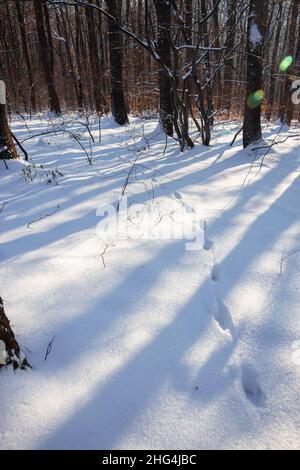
<box><xmin>280</xmin><ymin>0</ymin><xmax>299</xmax><ymax>125</ymax></box>
<box><xmin>153</xmin><ymin>0</ymin><xmax>174</xmax><ymax>136</ymax></box>
<box><xmin>0</xmin><ymin>80</ymin><xmax>19</xmax><ymax>160</ymax></box>
<box><xmin>33</xmin><ymin>0</ymin><xmax>61</xmax><ymax>115</ymax></box>
<box><xmin>105</xmin><ymin>0</ymin><xmax>128</xmax><ymax>125</ymax></box>
<box><xmin>243</xmin><ymin>0</ymin><xmax>265</xmax><ymax>148</ymax></box>
<box><xmin>15</xmin><ymin>0</ymin><xmax>37</xmax><ymax>113</ymax></box>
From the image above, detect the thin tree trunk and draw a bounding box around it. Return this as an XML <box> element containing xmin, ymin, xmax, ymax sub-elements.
<box><xmin>105</xmin><ymin>0</ymin><xmax>129</xmax><ymax>125</ymax></box>
<box><xmin>0</xmin><ymin>81</ymin><xmax>19</xmax><ymax>160</ymax></box>
<box><xmin>15</xmin><ymin>0</ymin><xmax>37</xmax><ymax>113</ymax></box>
<box><xmin>153</xmin><ymin>0</ymin><xmax>174</xmax><ymax>136</ymax></box>
<box><xmin>33</xmin><ymin>0</ymin><xmax>61</xmax><ymax>115</ymax></box>
<box><xmin>280</xmin><ymin>0</ymin><xmax>299</xmax><ymax>125</ymax></box>
<box><xmin>224</xmin><ymin>0</ymin><xmax>236</xmax><ymax>113</ymax></box>
<box><xmin>243</xmin><ymin>0</ymin><xmax>265</xmax><ymax>148</ymax></box>
<box><xmin>265</xmin><ymin>3</ymin><xmax>282</xmax><ymax>121</ymax></box>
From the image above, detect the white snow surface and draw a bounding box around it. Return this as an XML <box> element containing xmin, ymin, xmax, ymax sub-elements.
<box><xmin>1</xmin><ymin>115</ymin><xmax>300</xmax><ymax>449</ymax></box>
<box><xmin>250</xmin><ymin>22</ymin><xmax>262</xmax><ymax>47</ymax></box>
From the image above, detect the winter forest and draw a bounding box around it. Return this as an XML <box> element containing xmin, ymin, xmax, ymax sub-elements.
<box><xmin>1</xmin><ymin>0</ymin><xmax>300</xmax><ymax>451</ymax></box>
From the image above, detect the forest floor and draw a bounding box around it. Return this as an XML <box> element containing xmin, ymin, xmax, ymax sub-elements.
<box><xmin>1</xmin><ymin>114</ymin><xmax>300</xmax><ymax>449</ymax></box>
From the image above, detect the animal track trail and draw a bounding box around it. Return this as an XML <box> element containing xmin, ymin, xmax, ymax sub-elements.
<box><xmin>203</xmin><ymin>219</ymin><xmax>235</xmax><ymax>338</ymax></box>
<box><xmin>241</xmin><ymin>364</ymin><xmax>266</xmax><ymax>407</ymax></box>
<box><xmin>204</xmin><ymin>221</ymin><xmax>266</xmax><ymax>408</ymax></box>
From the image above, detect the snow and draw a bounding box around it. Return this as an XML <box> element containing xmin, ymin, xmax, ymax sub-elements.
<box><xmin>1</xmin><ymin>115</ymin><xmax>300</xmax><ymax>449</ymax></box>
<box><xmin>250</xmin><ymin>22</ymin><xmax>262</xmax><ymax>47</ymax></box>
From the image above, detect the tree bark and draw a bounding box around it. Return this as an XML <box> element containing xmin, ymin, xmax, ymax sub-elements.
<box><xmin>15</xmin><ymin>0</ymin><xmax>37</xmax><ymax>113</ymax></box>
<box><xmin>85</xmin><ymin>4</ymin><xmax>104</xmax><ymax>113</ymax></box>
<box><xmin>33</xmin><ymin>0</ymin><xmax>61</xmax><ymax>115</ymax></box>
<box><xmin>153</xmin><ymin>0</ymin><xmax>173</xmax><ymax>136</ymax></box>
<box><xmin>0</xmin><ymin>80</ymin><xmax>19</xmax><ymax>160</ymax></box>
<box><xmin>224</xmin><ymin>0</ymin><xmax>236</xmax><ymax>113</ymax></box>
<box><xmin>243</xmin><ymin>0</ymin><xmax>265</xmax><ymax>148</ymax></box>
<box><xmin>0</xmin><ymin>297</ymin><xmax>29</xmax><ymax>369</ymax></box>
<box><xmin>105</xmin><ymin>0</ymin><xmax>129</xmax><ymax>125</ymax></box>
<box><xmin>280</xmin><ymin>0</ymin><xmax>299</xmax><ymax>125</ymax></box>
<box><xmin>265</xmin><ymin>3</ymin><xmax>283</xmax><ymax>121</ymax></box>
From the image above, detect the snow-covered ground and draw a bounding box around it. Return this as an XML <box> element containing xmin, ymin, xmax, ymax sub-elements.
<box><xmin>1</xmin><ymin>115</ymin><xmax>300</xmax><ymax>449</ymax></box>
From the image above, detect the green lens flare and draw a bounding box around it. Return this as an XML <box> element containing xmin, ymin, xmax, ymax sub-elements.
<box><xmin>247</xmin><ymin>89</ymin><xmax>264</xmax><ymax>108</ymax></box>
<box><xmin>279</xmin><ymin>56</ymin><xmax>293</xmax><ymax>72</ymax></box>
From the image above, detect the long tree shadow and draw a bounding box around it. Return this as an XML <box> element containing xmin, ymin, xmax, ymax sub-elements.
<box><xmin>31</xmin><ymin>169</ymin><xmax>300</xmax><ymax>449</ymax></box>
<box><xmin>3</xmin><ymin>118</ymin><xmax>300</xmax><ymax>448</ymax></box>
<box><xmin>0</xmin><ymin>134</ymin><xmax>244</xmax><ymax>263</ymax></box>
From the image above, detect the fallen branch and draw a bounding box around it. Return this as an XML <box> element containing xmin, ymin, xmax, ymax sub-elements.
<box><xmin>21</xmin><ymin>129</ymin><xmax>92</xmax><ymax>165</ymax></box>
<box><xmin>44</xmin><ymin>335</ymin><xmax>56</xmax><ymax>361</ymax></box>
<box><xmin>0</xmin><ymin>201</ymin><xmax>7</xmax><ymax>213</ymax></box>
<box><xmin>252</xmin><ymin>134</ymin><xmax>300</xmax><ymax>152</ymax></box>
<box><xmin>27</xmin><ymin>204</ymin><xmax>60</xmax><ymax>229</ymax></box>
<box><xmin>11</xmin><ymin>132</ymin><xmax>29</xmax><ymax>161</ymax></box>
<box><xmin>230</xmin><ymin>126</ymin><xmax>243</xmax><ymax>146</ymax></box>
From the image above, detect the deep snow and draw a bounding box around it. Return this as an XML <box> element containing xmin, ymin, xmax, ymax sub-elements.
<box><xmin>0</xmin><ymin>115</ymin><xmax>300</xmax><ymax>449</ymax></box>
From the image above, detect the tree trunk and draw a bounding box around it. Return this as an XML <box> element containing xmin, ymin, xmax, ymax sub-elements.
<box><xmin>105</xmin><ymin>0</ymin><xmax>129</xmax><ymax>125</ymax></box>
<box><xmin>0</xmin><ymin>81</ymin><xmax>19</xmax><ymax>160</ymax></box>
<box><xmin>0</xmin><ymin>297</ymin><xmax>30</xmax><ymax>369</ymax></box>
<box><xmin>33</xmin><ymin>0</ymin><xmax>61</xmax><ymax>115</ymax></box>
<box><xmin>224</xmin><ymin>1</ymin><xmax>236</xmax><ymax>113</ymax></box>
<box><xmin>153</xmin><ymin>0</ymin><xmax>173</xmax><ymax>136</ymax></box>
<box><xmin>15</xmin><ymin>0</ymin><xmax>37</xmax><ymax>113</ymax></box>
<box><xmin>265</xmin><ymin>3</ymin><xmax>283</xmax><ymax>121</ymax></box>
<box><xmin>74</xmin><ymin>5</ymin><xmax>84</xmax><ymax>111</ymax></box>
<box><xmin>243</xmin><ymin>0</ymin><xmax>265</xmax><ymax>148</ymax></box>
<box><xmin>280</xmin><ymin>0</ymin><xmax>299</xmax><ymax>125</ymax></box>
<box><xmin>85</xmin><ymin>4</ymin><xmax>104</xmax><ymax>113</ymax></box>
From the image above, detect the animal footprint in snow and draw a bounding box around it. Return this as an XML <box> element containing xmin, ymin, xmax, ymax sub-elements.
<box><xmin>241</xmin><ymin>364</ymin><xmax>266</xmax><ymax>406</ymax></box>
<box><xmin>214</xmin><ymin>296</ymin><xmax>235</xmax><ymax>337</ymax></box>
<box><xmin>174</xmin><ymin>191</ymin><xmax>183</xmax><ymax>200</ymax></box>
<box><xmin>203</xmin><ymin>237</ymin><xmax>213</xmax><ymax>251</ymax></box>
<box><xmin>202</xmin><ymin>220</ymin><xmax>213</xmax><ymax>250</ymax></box>
<box><xmin>211</xmin><ymin>264</ymin><xmax>220</xmax><ymax>281</ymax></box>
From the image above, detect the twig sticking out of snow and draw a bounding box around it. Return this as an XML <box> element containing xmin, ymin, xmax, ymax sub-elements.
<box><xmin>21</xmin><ymin>129</ymin><xmax>92</xmax><ymax>165</ymax></box>
<box><xmin>117</xmin><ymin>153</ymin><xmax>141</xmax><ymax>213</ymax></box>
<box><xmin>99</xmin><ymin>242</ymin><xmax>115</xmax><ymax>268</ymax></box>
<box><xmin>221</xmin><ymin>125</ymin><xmax>296</xmax><ymax>213</ymax></box>
<box><xmin>248</xmin><ymin>124</ymin><xmax>297</xmax><ymax>183</ymax></box>
<box><xmin>44</xmin><ymin>335</ymin><xmax>56</xmax><ymax>361</ymax></box>
<box><xmin>27</xmin><ymin>204</ymin><xmax>60</xmax><ymax>229</ymax></box>
<box><xmin>11</xmin><ymin>132</ymin><xmax>29</xmax><ymax>161</ymax></box>
<box><xmin>230</xmin><ymin>126</ymin><xmax>243</xmax><ymax>146</ymax></box>
<box><xmin>252</xmin><ymin>134</ymin><xmax>300</xmax><ymax>151</ymax></box>
<box><xmin>0</xmin><ymin>201</ymin><xmax>7</xmax><ymax>213</ymax></box>
<box><xmin>280</xmin><ymin>248</ymin><xmax>300</xmax><ymax>276</ymax></box>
